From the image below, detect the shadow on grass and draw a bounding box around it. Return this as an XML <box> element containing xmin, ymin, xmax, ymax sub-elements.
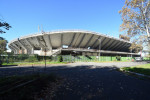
<box><xmin>123</xmin><ymin>67</ymin><xmax>150</xmax><ymax>76</ymax></box>
<box><xmin>0</xmin><ymin>73</ymin><xmax>61</xmax><ymax>100</ymax></box>
<box><xmin>1</xmin><ymin>65</ymin><xmax>18</xmax><ymax>67</ymax></box>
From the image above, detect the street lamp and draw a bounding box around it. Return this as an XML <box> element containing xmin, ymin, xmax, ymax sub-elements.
<box><xmin>96</xmin><ymin>38</ymin><xmax>102</xmax><ymax>61</ymax></box>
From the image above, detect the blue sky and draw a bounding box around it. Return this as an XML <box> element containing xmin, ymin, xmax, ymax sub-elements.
<box><xmin>0</xmin><ymin>0</ymin><xmax>124</xmax><ymax>44</ymax></box>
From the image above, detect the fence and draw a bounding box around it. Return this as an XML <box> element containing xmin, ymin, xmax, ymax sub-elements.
<box><xmin>62</xmin><ymin>55</ymin><xmax>134</xmax><ymax>62</ymax></box>
<box><xmin>1</xmin><ymin>54</ymin><xmax>150</xmax><ymax>65</ymax></box>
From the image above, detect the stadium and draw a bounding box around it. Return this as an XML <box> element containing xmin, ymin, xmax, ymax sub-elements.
<box><xmin>8</xmin><ymin>30</ymin><xmax>140</xmax><ymax>61</ymax></box>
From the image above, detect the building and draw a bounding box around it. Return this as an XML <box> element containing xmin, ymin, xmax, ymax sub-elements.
<box><xmin>8</xmin><ymin>30</ymin><xmax>140</xmax><ymax>57</ymax></box>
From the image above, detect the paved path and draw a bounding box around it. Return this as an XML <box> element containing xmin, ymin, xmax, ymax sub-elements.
<box><xmin>49</xmin><ymin>63</ymin><xmax>150</xmax><ymax>100</ymax></box>
<box><xmin>0</xmin><ymin>62</ymin><xmax>150</xmax><ymax>100</ymax></box>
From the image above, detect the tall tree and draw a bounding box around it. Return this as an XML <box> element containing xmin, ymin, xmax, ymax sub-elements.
<box><xmin>119</xmin><ymin>34</ymin><xmax>130</xmax><ymax>41</ymax></box>
<box><xmin>0</xmin><ymin>19</ymin><xmax>11</xmax><ymax>66</ymax></box>
<box><xmin>0</xmin><ymin>37</ymin><xmax>7</xmax><ymax>54</ymax></box>
<box><xmin>0</xmin><ymin>19</ymin><xmax>11</xmax><ymax>34</ymax></box>
<box><xmin>119</xmin><ymin>0</ymin><xmax>150</xmax><ymax>43</ymax></box>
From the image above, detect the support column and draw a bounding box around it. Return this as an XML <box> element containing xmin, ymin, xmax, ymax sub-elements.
<box><xmin>12</xmin><ymin>43</ymin><xmax>20</xmax><ymax>54</ymax></box>
<box><xmin>25</xmin><ymin>39</ymin><xmax>34</xmax><ymax>54</ymax></box>
<box><xmin>43</xmin><ymin>35</ymin><xmax>52</xmax><ymax>51</ymax></box>
<box><xmin>17</xmin><ymin>39</ymin><xmax>28</xmax><ymax>54</ymax></box>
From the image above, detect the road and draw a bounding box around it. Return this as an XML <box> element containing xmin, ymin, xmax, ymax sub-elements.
<box><xmin>0</xmin><ymin>61</ymin><xmax>150</xmax><ymax>100</ymax></box>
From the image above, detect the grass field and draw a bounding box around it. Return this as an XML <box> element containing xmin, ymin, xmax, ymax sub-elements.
<box><xmin>2</xmin><ymin>61</ymin><xmax>68</xmax><ymax>66</ymax></box>
<box><xmin>121</xmin><ymin>64</ymin><xmax>150</xmax><ymax>76</ymax></box>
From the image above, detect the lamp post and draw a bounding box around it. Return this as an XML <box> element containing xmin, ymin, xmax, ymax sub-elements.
<box><xmin>96</xmin><ymin>38</ymin><xmax>101</xmax><ymax>61</ymax></box>
<box><xmin>42</xmin><ymin>31</ymin><xmax>47</xmax><ymax>71</ymax></box>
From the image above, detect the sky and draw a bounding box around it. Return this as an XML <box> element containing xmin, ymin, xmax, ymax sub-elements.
<box><xmin>0</xmin><ymin>0</ymin><xmax>125</xmax><ymax>48</ymax></box>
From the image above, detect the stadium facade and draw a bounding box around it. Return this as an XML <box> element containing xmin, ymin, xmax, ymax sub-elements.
<box><xmin>8</xmin><ymin>30</ymin><xmax>140</xmax><ymax>57</ymax></box>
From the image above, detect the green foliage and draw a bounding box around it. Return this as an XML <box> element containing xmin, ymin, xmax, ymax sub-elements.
<box><xmin>0</xmin><ymin>38</ymin><xmax>7</xmax><ymax>54</ymax></box>
<box><xmin>24</xmin><ymin>56</ymin><xmax>38</xmax><ymax>62</ymax></box>
<box><xmin>57</xmin><ymin>55</ymin><xmax>63</xmax><ymax>62</ymax></box>
<box><xmin>119</xmin><ymin>34</ymin><xmax>130</xmax><ymax>41</ymax></box>
<box><xmin>116</xmin><ymin>56</ymin><xmax>121</xmax><ymax>61</ymax></box>
<box><xmin>0</xmin><ymin>20</ymin><xmax>11</xmax><ymax>34</ymax></box>
<box><xmin>119</xmin><ymin>0</ymin><xmax>150</xmax><ymax>44</ymax></box>
<box><xmin>121</xmin><ymin>64</ymin><xmax>150</xmax><ymax>76</ymax></box>
<box><xmin>17</xmin><ymin>54</ymin><xmax>29</xmax><ymax>61</ymax></box>
<box><xmin>0</xmin><ymin>19</ymin><xmax>11</xmax><ymax>65</ymax></box>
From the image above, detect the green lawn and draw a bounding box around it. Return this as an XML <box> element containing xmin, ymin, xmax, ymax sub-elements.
<box><xmin>2</xmin><ymin>61</ymin><xmax>68</xmax><ymax>66</ymax></box>
<box><xmin>120</xmin><ymin>64</ymin><xmax>150</xmax><ymax>76</ymax></box>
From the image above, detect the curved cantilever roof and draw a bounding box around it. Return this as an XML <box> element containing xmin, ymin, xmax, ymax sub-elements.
<box><xmin>8</xmin><ymin>30</ymin><xmax>132</xmax><ymax>54</ymax></box>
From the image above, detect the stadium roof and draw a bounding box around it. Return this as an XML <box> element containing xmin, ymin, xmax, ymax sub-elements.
<box><xmin>9</xmin><ymin>30</ymin><xmax>131</xmax><ymax>51</ymax></box>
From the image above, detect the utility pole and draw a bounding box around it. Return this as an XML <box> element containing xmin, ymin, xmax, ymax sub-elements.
<box><xmin>44</xmin><ymin>47</ymin><xmax>46</xmax><ymax>71</ymax></box>
<box><xmin>40</xmin><ymin>25</ymin><xmax>47</xmax><ymax>71</ymax></box>
<box><xmin>96</xmin><ymin>38</ymin><xmax>101</xmax><ymax>61</ymax></box>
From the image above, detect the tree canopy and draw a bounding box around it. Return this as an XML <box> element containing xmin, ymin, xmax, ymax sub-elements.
<box><xmin>119</xmin><ymin>0</ymin><xmax>150</xmax><ymax>51</ymax></box>
<box><xmin>0</xmin><ymin>19</ymin><xmax>11</xmax><ymax>34</ymax></box>
<box><xmin>0</xmin><ymin>19</ymin><xmax>11</xmax><ymax>54</ymax></box>
<box><xmin>0</xmin><ymin>37</ymin><xmax>7</xmax><ymax>54</ymax></box>
<box><xmin>119</xmin><ymin>34</ymin><xmax>130</xmax><ymax>41</ymax></box>
<box><xmin>119</xmin><ymin>0</ymin><xmax>150</xmax><ymax>41</ymax></box>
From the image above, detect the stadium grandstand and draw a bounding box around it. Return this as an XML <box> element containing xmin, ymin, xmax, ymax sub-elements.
<box><xmin>8</xmin><ymin>30</ymin><xmax>140</xmax><ymax>61</ymax></box>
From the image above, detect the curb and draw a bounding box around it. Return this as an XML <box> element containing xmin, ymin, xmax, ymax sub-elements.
<box><xmin>119</xmin><ymin>69</ymin><xmax>150</xmax><ymax>79</ymax></box>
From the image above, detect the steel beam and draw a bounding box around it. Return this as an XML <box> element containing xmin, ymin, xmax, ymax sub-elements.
<box><xmin>25</xmin><ymin>39</ymin><xmax>34</xmax><ymax>54</ymax></box>
<box><xmin>105</xmin><ymin>40</ymin><xmax>118</xmax><ymax>50</ymax></box>
<box><xmin>43</xmin><ymin>35</ymin><xmax>52</xmax><ymax>51</ymax></box>
<box><xmin>94</xmin><ymin>37</ymin><xmax>103</xmax><ymax>49</ymax></box>
<box><xmin>117</xmin><ymin>43</ymin><xmax>128</xmax><ymax>51</ymax></box>
<box><xmin>101</xmin><ymin>38</ymin><xmax>112</xmax><ymax>49</ymax></box>
<box><xmin>95</xmin><ymin>37</ymin><xmax>106</xmax><ymax>49</ymax></box>
<box><xmin>103</xmin><ymin>39</ymin><xmax>115</xmax><ymax>50</ymax></box>
<box><xmin>119</xmin><ymin>43</ymin><xmax>131</xmax><ymax>51</ymax></box>
<box><xmin>25</xmin><ymin>39</ymin><xmax>34</xmax><ymax>48</ymax></box>
<box><xmin>73</xmin><ymin>33</ymin><xmax>81</xmax><ymax>47</ymax></box>
<box><xmin>69</xmin><ymin>33</ymin><xmax>76</xmax><ymax>47</ymax></box>
<box><xmin>84</xmin><ymin>34</ymin><xmax>94</xmax><ymax>48</ymax></box>
<box><xmin>9</xmin><ymin>45</ymin><xmax>16</xmax><ymax>54</ymax></box>
<box><xmin>17</xmin><ymin>39</ymin><xmax>28</xmax><ymax>54</ymax></box>
<box><xmin>61</xmin><ymin>34</ymin><xmax>63</xmax><ymax>47</ymax></box>
<box><xmin>111</xmin><ymin>41</ymin><xmax>123</xmax><ymax>50</ymax></box>
<box><xmin>91</xmin><ymin>36</ymin><xmax>100</xmax><ymax>49</ymax></box>
<box><xmin>36</xmin><ymin>36</ymin><xmax>45</xmax><ymax>48</ymax></box>
<box><xmin>113</xmin><ymin>42</ymin><xmax>127</xmax><ymax>51</ymax></box>
<box><xmin>78</xmin><ymin>33</ymin><xmax>86</xmax><ymax>48</ymax></box>
<box><xmin>12</xmin><ymin>43</ymin><xmax>20</xmax><ymax>54</ymax></box>
<box><xmin>12</xmin><ymin>43</ymin><xmax>20</xmax><ymax>50</ymax></box>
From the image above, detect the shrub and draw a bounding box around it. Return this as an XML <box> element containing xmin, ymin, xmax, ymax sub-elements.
<box><xmin>116</xmin><ymin>56</ymin><xmax>121</xmax><ymax>61</ymax></box>
<box><xmin>17</xmin><ymin>54</ymin><xmax>29</xmax><ymax>61</ymax></box>
<box><xmin>25</xmin><ymin>56</ymin><xmax>38</xmax><ymax>62</ymax></box>
<box><xmin>57</xmin><ymin>55</ymin><xmax>63</xmax><ymax>62</ymax></box>
<box><xmin>0</xmin><ymin>60</ymin><xmax>2</xmax><ymax>66</ymax></box>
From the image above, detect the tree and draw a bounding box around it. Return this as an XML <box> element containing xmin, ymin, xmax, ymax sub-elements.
<box><xmin>0</xmin><ymin>19</ymin><xmax>11</xmax><ymax>66</ymax></box>
<box><xmin>0</xmin><ymin>37</ymin><xmax>8</xmax><ymax>66</ymax></box>
<box><xmin>0</xmin><ymin>37</ymin><xmax>7</xmax><ymax>53</ymax></box>
<box><xmin>119</xmin><ymin>34</ymin><xmax>130</xmax><ymax>41</ymax></box>
<box><xmin>129</xmin><ymin>42</ymin><xmax>143</xmax><ymax>53</ymax></box>
<box><xmin>119</xmin><ymin>0</ymin><xmax>150</xmax><ymax>43</ymax></box>
<box><xmin>0</xmin><ymin>19</ymin><xmax>11</xmax><ymax>34</ymax></box>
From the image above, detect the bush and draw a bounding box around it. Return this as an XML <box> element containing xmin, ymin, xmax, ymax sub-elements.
<box><xmin>0</xmin><ymin>60</ymin><xmax>2</xmax><ymax>66</ymax></box>
<box><xmin>57</xmin><ymin>55</ymin><xmax>63</xmax><ymax>62</ymax></box>
<box><xmin>17</xmin><ymin>54</ymin><xmax>29</xmax><ymax>61</ymax></box>
<box><xmin>116</xmin><ymin>56</ymin><xmax>121</xmax><ymax>61</ymax></box>
<box><xmin>9</xmin><ymin>58</ymin><xmax>14</xmax><ymax>63</ymax></box>
<box><xmin>25</xmin><ymin>56</ymin><xmax>38</xmax><ymax>62</ymax></box>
